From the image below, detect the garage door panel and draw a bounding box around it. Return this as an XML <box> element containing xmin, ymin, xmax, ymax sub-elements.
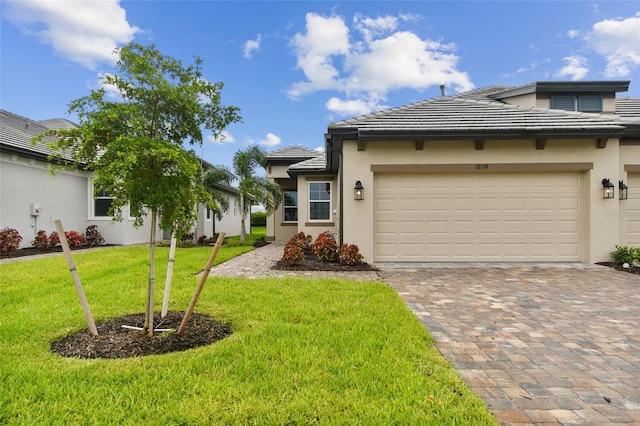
<box><xmin>626</xmin><ymin>174</ymin><xmax>640</xmax><ymax>246</ymax></box>
<box><xmin>374</xmin><ymin>172</ymin><xmax>581</xmax><ymax>261</ymax></box>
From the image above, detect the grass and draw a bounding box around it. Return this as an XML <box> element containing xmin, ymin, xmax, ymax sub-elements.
<box><xmin>0</xmin><ymin>228</ymin><xmax>497</xmax><ymax>425</ymax></box>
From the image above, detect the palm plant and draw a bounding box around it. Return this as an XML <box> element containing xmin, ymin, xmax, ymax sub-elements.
<box><xmin>232</xmin><ymin>146</ymin><xmax>282</xmax><ymax>243</ymax></box>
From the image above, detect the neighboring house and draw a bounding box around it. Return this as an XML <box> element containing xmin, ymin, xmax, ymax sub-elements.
<box><xmin>0</xmin><ymin>109</ymin><xmax>242</xmax><ymax>248</ymax></box>
<box><xmin>266</xmin><ymin>81</ymin><xmax>640</xmax><ymax>264</ymax></box>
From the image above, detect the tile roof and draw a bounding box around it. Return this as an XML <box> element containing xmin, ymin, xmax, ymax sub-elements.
<box><xmin>328</xmin><ymin>95</ymin><xmax>626</xmax><ymax>140</ymax></box>
<box><xmin>267</xmin><ymin>145</ymin><xmax>321</xmax><ymax>160</ymax></box>
<box><xmin>615</xmin><ymin>98</ymin><xmax>640</xmax><ymax>121</ymax></box>
<box><xmin>288</xmin><ymin>151</ymin><xmax>326</xmax><ymax>172</ymax></box>
<box><xmin>0</xmin><ymin>110</ymin><xmax>78</xmax><ymax>161</ymax></box>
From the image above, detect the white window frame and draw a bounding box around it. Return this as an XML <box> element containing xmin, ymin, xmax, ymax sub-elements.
<box><xmin>308</xmin><ymin>181</ymin><xmax>332</xmax><ymax>222</ymax></box>
<box><xmin>90</xmin><ymin>181</ymin><xmax>114</xmax><ymax>219</ymax></box>
<box><xmin>283</xmin><ymin>191</ymin><xmax>298</xmax><ymax>223</ymax></box>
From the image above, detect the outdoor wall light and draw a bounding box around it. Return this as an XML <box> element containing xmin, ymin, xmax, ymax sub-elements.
<box><xmin>602</xmin><ymin>178</ymin><xmax>615</xmax><ymax>199</ymax></box>
<box><xmin>619</xmin><ymin>180</ymin><xmax>628</xmax><ymax>200</ymax></box>
<box><xmin>354</xmin><ymin>180</ymin><xmax>364</xmax><ymax>201</ymax></box>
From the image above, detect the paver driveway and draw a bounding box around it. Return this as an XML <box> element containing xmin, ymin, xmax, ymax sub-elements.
<box><xmin>379</xmin><ymin>264</ymin><xmax>640</xmax><ymax>425</ymax></box>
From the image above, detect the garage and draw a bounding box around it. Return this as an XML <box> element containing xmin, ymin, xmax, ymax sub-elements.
<box><xmin>374</xmin><ymin>172</ymin><xmax>583</xmax><ymax>262</ymax></box>
<box><xmin>625</xmin><ymin>173</ymin><xmax>640</xmax><ymax>245</ymax></box>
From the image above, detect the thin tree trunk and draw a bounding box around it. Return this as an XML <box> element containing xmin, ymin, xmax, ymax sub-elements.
<box><xmin>144</xmin><ymin>210</ymin><xmax>157</xmax><ymax>336</ymax></box>
<box><xmin>240</xmin><ymin>192</ymin><xmax>246</xmax><ymax>244</ymax></box>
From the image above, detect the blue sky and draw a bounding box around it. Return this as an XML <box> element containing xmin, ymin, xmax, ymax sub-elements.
<box><xmin>2</xmin><ymin>1</ymin><xmax>639</xmax><ymax>170</ymax></box>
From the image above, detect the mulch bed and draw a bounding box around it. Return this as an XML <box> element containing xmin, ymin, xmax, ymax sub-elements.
<box><xmin>596</xmin><ymin>261</ymin><xmax>640</xmax><ymax>275</ymax></box>
<box><xmin>51</xmin><ymin>311</ymin><xmax>232</xmax><ymax>359</ymax></box>
<box><xmin>1</xmin><ymin>245</ymin><xmax>115</xmax><ymax>260</ymax></box>
<box><xmin>272</xmin><ymin>249</ymin><xmax>378</xmax><ymax>272</ymax></box>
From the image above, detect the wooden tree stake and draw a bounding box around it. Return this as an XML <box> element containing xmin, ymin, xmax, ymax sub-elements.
<box><xmin>161</xmin><ymin>234</ymin><xmax>177</xmax><ymax>318</ymax></box>
<box><xmin>177</xmin><ymin>231</ymin><xmax>225</xmax><ymax>334</ymax></box>
<box><xmin>54</xmin><ymin>220</ymin><xmax>98</xmax><ymax>336</ymax></box>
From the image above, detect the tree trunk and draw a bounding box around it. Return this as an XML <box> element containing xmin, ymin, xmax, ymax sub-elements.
<box><xmin>239</xmin><ymin>192</ymin><xmax>247</xmax><ymax>244</ymax></box>
<box><xmin>144</xmin><ymin>210</ymin><xmax>157</xmax><ymax>336</ymax></box>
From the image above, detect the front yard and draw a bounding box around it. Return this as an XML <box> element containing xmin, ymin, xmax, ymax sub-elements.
<box><xmin>0</xmin><ymin>236</ymin><xmax>497</xmax><ymax>424</ymax></box>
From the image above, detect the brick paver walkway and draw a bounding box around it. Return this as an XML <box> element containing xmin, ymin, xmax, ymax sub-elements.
<box><xmin>380</xmin><ymin>264</ymin><xmax>640</xmax><ymax>425</ymax></box>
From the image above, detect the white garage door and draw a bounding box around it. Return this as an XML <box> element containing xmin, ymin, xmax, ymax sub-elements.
<box><xmin>625</xmin><ymin>173</ymin><xmax>640</xmax><ymax>245</ymax></box>
<box><xmin>374</xmin><ymin>172</ymin><xmax>582</xmax><ymax>262</ymax></box>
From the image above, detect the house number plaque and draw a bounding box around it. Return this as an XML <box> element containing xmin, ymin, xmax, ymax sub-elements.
<box><xmin>475</xmin><ymin>164</ymin><xmax>489</xmax><ymax>170</ymax></box>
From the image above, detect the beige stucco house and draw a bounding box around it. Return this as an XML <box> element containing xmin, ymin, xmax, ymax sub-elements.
<box><xmin>266</xmin><ymin>81</ymin><xmax>640</xmax><ymax>264</ymax></box>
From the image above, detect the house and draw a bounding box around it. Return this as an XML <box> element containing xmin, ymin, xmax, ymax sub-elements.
<box><xmin>266</xmin><ymin>81</ymin><xmax>640</xmax><ymax>264</ymax></box>
<box><xmin>0</xmin><ymin>109</ymin><xmax>242</xmax><ymax>248</ymax></box>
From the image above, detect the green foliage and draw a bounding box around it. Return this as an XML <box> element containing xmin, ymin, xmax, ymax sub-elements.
<box><xmin>312</xmin><ymin>231</ymin><xmax>338</xmax><ymax>261</ymax></box>
<box><xmin>33</xmin><ymin>42</ymin><xmax>241</xmax><ymax>236</ymax></box>
<box><xmin>610</xmin><ymin>244</ymin><xmax>640</xmax><ymax>264</ymax></box>
<box><xmin>339</xmin><ymin>243</ymin><xmax>364</xmax><ymax>266</ymax></box>
<box><xmin>230</xmin><ymin>146</ymin><xmax>283</xmax><ymax>243</ymax></box>
<box><xmin>250</xmin><ymin>211</ymin><xmax>267</xmax><ymax>226</ymax></box>
<box><xmin>0</xmin><ymin>228</ymin><xmax>23</xmax><ymax>256</ymax></box>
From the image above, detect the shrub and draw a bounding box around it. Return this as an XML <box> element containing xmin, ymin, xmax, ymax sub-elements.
<box><xmin>32</xmin><ymin>230</ymin><xmax>55</xmax><ymax>251</ymax></box>
<box><xmin>339</xmin><ymin>243</ymin><xmax>364</xmax><ymax>266</ymax></box>
<box><xmin>85</xmin><ymin>225</ymin><xmax>105</xmax><ymax>246</ymax></box>
<box><xmin>198</xmin><ymin>235</ymin><xmax>208</xmax><ymax>245</ymax></box>
<box><xmin>312</xmin><ymin>231</ymin><xmax>338</xmax><ymax>261</ymax></box>
<box><xmin>610</xmin><ymin>245</ymin><xmax>640</xmax><ymax>264</ymax></box>
<box><xmin>281</xmin><ymin>242</ymin><xmax>304</xmax><ymax>266</ymax></box>
<box><xmin>288</xmin><ymin>232</ymin><xmax>312</xmax><ymax>251</ymax></box>
<box><xmin>251</xmin><ymin>211</ymin><xmax>267</xmax><ymax>227</ymax></box>
<box><xmin>48</xmin><ymin>231</ymin><xmax>60</xmax><ymax>247</ymax></box>
<box><xmin>0</xmin><ymin>228</ymin><xmax>23</xmax><ymax>256</ymax></box>
<box><xmin>65</xmin><ymin>231</ymin><xmax>87</xmax><ymax>248</ymax></box>
<box><xmin>254</xmin><ymin>236</ymin><xmax>268</xmax><ymax>248</ymax></box>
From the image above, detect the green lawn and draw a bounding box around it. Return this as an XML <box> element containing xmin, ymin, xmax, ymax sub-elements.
<box><xmin>0</xmin><ymin>233</ymin><xmax>497</xmax><ymax>425</ymax></box>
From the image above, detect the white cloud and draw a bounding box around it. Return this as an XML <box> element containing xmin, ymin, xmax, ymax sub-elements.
<box><xmin>326</xmin><ymin>97</ymin><xmax>387</xmax><ymax>117</ymax></box>
<box><xmin>243</xmin><ymin>34</ymin><xmax>262</xmax><ymax>59</ymax></box>
<box><xmin>207</xmin><ymin>130</ymin><xmax>235</xmax><ymax>144</ymax></box>
<box><xmin>567</xmin><ymin>30</ymin><xmax>579</xmax><ymax>38</ymax></box>
<box><xmin>288</xmin><ymin>12</ymin><xmax>473</xmax><ymax>117</ymax></box>
<box><xmin>586</xmin><ymin>12</ymin><xmax>640</xmax><ymax>77</ymax></box>
<box><xmin>257</xmin><ymin>133</ymin><xmax>281</xmax><ymax>147</ymax></box>
<box><xmin>555</xmin><ymin>56</ymin><xmax>589</xmax><ymax>80</ymax></box>
<box><xmin>4</xmin><ymin>0</ymin><xmax>140</xmax><ymax>69</ymax></box>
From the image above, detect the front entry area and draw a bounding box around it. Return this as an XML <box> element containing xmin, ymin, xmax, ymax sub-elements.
<box><xmin>374</xmin><ymin>172</ymin><xmax>583</xmax><ymax>262</ymax></box>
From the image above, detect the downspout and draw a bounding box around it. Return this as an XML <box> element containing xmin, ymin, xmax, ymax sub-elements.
<box><xmin>328</xmin><ymin>140</ymin><xmax>343</xmax><ymax>247</ymax></box>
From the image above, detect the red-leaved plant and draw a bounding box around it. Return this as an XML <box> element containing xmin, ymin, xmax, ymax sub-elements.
<box><xmin>339</xmin><ymin>243</ymin><xmax>364</xmax><ymax>266</ymax></box>
<box><xmin>312</xmin><ymin>231</ymin><xmax>338</xmax><ymax>261</ymax></box>
<box><xmin>32</xmin><ymin>230</ymin><xmax>56</xmax><ymax>251</ymax></box>
<box><xmin>281</xmin><ymin>242</ymin><xmax>305</xmax><ymax>266</ymax></box>
<box><xmin>0</xmin><ymin>228</ymin><xmax>23</xmax><ymax>257</ymax></box>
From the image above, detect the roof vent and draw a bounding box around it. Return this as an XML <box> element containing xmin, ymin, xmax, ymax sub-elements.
<box><xmin>440</xmin><ymin>84</ymin><xmax>446</xmax><ymax>97</ymax></box>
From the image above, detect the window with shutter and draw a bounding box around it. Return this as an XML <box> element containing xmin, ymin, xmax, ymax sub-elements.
<box><xmin>578</xmin><ymin>95</ymin><xmax>603</xmax><ymax>112</ymax></box>
<box><xmin>550</xmin><ymin>96</ymin><xmax>575</xmax><ymax>111</ymax></box>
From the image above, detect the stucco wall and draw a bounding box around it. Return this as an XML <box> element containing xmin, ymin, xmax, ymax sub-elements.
<box><xmin>340</xmin><ymin>138</ymin><xmax>624</xmax><ymax>263</ymax></box>
<box><xmin>1</xmin><ymin>153</ymin><xmax>160</xmax><ymax>248</ymax></box>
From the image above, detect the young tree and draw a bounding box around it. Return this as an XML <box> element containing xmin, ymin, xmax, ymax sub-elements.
<box><xmin>231</xmin><ymin>146</ymin><xmax>282</xmax><ymax>243</ymax></box>
<box><xmin>34</xmin><ymin>43</ymin><xmax>241</xmax><ymax>335</ymax></box>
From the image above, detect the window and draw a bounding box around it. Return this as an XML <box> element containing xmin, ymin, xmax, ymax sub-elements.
<box><xmin>578</xmin><ymin>95</ymin><xmax>603</xmax><ymax>112</ymax></box>
<box><xmin>94</xmin><ymin>188</ymin><xmax>113</xmax><ymax>217</ymax></box>
<box><xmin>551</xmin><ymin>95</ymin><xmax>603</xmax><ymax>112</ymax></box>
<box><xmin>283</xmin><ymin>191</ymin><xmax>298</xmax><ymax>222</ymax></box>
<box><xmin>206</xmin><ymin>208</ymin><xmax>211</xmax><ymax>220</ymax></box>
<box><xmin>550</xmin><ymin>95</ymin><xmax>575</xmax><ymax>111</ymax></box>
<box><xmin>309</xmin><ymin>182</ymin><xmax>331</xmax><ymax>221</ymax></box>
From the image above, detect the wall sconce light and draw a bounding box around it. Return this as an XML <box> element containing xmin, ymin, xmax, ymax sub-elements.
<box><xmin>602</xmin><ymin>178</ymin><xmax>614</xmax><ymax>199</ymax></box>
<box><xmin>354</xmin><ymin>180</ymin><xmax>364</xmax><ymax>201</ymax></box>
<box><xmin>619</xmin><ymin>181</ymin><xmax>628</xmax><ymax>200</ymax></box>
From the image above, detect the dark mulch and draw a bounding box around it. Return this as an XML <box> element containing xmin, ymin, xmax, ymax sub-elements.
<box><xmin>51</xmin><ymin>311</ymin><xmax>232</xmax><ymax>359</ymax></box>
<box><xmin>1</xmin><ymin>245</ymin><xmax>115</xmax><ymax>260</ymax></box>
<box><xmin>272</xmin><ymin>250</ymin><xmax>378</xmax><ymax>272</ymax></box>
<box><xmin>596</xmin><ymin>261</ymin><xmax>640</xmax><ymax>275</ymax></box>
